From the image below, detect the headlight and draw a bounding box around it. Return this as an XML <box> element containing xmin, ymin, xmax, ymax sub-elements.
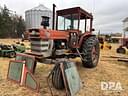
<box><xmin>32</xmin><ymin>30</ymin><xmax>36</xmax><ymax>35</ymax></box>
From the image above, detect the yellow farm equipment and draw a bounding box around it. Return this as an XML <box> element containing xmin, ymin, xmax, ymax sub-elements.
<box><xmin>98</xmin><ymin>37</ymin><xmax>112</xmax><ymax>50</ymax></box>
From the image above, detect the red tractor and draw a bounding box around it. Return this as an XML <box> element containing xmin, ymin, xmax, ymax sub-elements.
<box><xmin>116</xmin><ymin>38</ymin><xmax>128</xmax><ymax>54</ymax></box>
<box><xmin>28</xmin><ymin>5</ymin><xmax>100</xmax><ymax>68</ymax></box>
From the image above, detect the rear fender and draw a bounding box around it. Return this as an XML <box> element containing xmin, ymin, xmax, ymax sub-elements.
<box><xmin>79</xmin><ymin>32</ymin><xmax>96</xmax><ymax>47</ymax></box>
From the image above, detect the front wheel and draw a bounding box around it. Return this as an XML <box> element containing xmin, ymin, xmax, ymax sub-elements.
<box><xmin>8</xmin><ymin>51</ymin><xmax>16</xmax><ymax>58</ymax></box>
<box><xmin>81</xmin><ymin>36</ymin><xmax>100</xmax><ymax>68</ymax></box>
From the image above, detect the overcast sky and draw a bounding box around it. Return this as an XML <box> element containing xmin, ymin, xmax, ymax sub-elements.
<box><xmin>1</xmin><ymin>0</ymin><xmax>128</xmax><ymax>34</ymax></box>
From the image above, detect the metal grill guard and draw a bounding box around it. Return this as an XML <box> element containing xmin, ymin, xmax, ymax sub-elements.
<box><xmin>29</xmin><ymin>29</ymin><xmax>53</xmax><ymax>58</ymax></box>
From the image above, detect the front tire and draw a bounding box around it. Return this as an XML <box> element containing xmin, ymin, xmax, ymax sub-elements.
<box><xmin>81</xmin><ymin>36</ymin><xmax>100</xmax><ymax>68</ymax></box>
<box><xmin>8</xmin><ymin>51</ymin><xmax>16</xmax><ymax>58</ymax></box>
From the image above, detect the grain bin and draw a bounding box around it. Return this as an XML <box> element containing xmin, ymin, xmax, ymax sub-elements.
<box><xmin>25</xmin><ymin>4</ymin><xmax>52</xmax><ymax>29</ymax></box>
<box><xmin>123</xmin><ymin>17</ymin><xmax>128</xmax><ymax>38</ymax></box>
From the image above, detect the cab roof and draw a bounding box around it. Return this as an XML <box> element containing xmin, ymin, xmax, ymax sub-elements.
<box><xmin>56</xmin><ymin>7</ymin><xmax>93</xmax><ymax>19</ymax></box>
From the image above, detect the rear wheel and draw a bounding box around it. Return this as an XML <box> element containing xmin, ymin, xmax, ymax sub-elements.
<box><xmin>81</xmin><ymin>36</ymin><xmax>100</xmax><ymax>68</ymax></box>
<box><xmin>116</xmin><ymin>47</ymin><xmax>126</xmax><ymax>54</ymax></box>
<box><xmin>8</xmin><ymin>51</ymin><xmax>16</xmax><ymax>58</ymax></box>
<box><xmin>109</xmin><ymin>46</ymin><xmax>112</xmax><ymax>49</ymax></box>
<box><xmin>52</xmin><ymin>62</ymin><xmax>65</xmax><ymax>90</ymax></box>
<box><xmin>0</xmin><ymin>46</ymin><xmax>1</xmax><ymax>56</ymax></box>
<box><xmin>101</xmin><ymin>45</ymin><xmax>103</xmax><ymax>49</ymax></box>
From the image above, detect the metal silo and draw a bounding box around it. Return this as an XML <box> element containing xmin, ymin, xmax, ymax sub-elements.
<box><xmin>123</xmin><ymin>17</ymin><xmax>128</xmax><ymax>38</ymax></box>
<box><xmin>25</xmin><ymin>4</ymin><xmax>52</xmax><ymax>29</ymax></box>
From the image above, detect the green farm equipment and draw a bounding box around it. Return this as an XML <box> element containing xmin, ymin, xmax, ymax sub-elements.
<box><xmin>0</xmin><ymin>43</ymin><xmax>25</xmax><ymax>58</ymax></box>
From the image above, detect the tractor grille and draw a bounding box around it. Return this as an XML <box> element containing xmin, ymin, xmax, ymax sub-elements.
<box><xmin>29</xmin><ymin>29</ymin><xmax>51</xmax><ymax>57</ymax></box>
<box><xmin>31</xmin><ymin>40</ymin><xmax>49</xmax><ymax>53</ymax></box>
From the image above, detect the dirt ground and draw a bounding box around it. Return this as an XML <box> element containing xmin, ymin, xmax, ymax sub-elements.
<box><xmin>0</xmin><ymin>39</ymin><xmax>128</xmax><ymax>96</ymax></box>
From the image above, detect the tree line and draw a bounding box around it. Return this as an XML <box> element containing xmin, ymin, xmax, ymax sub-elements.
<box><xmin>0</xmin><ymin>5</ymin><xmax>26</xmax><ymax>38</ymax></box>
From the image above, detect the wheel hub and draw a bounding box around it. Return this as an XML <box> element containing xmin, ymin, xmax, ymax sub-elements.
<box><xmin>92</xmin><ymin>46</ymin><xmax>98</xmax><ymax>64</ymax></box>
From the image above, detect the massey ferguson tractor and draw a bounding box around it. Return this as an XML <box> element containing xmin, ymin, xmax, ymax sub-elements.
<box><xmin>27</xmin><ymin>5</ymin><xmax>100</xmax><ymax>91</ymax></box>
<box><xmin>28</xmin><ymin>5</ymin><xmax>100</xmax><ymax>68</ymax></box>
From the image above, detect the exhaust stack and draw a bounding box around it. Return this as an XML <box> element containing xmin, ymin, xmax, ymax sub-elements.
<box><xmin>52</xmin><ymin>4</ymin><xmax>56</xmax><ymax>30</ymax></box>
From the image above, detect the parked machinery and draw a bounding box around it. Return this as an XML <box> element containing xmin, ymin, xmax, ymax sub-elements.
<box><xmin>0</xmin><ymin>43</ymin><xmax>25</xmax><ymax>58</ymax></box>
<box><xmin>98</xmin><ymin>36</ymin><xmax>112</xmax><ymax>50</ymax></box>
<box><xmin>117</xmin><ymin>38</ymin><xmax>128</xmax><ymax>54</ymax></box>
<box><xmin>117</xmin><ymin>26</ymin><xmax>128</xmax><ymax>54</ymax></box>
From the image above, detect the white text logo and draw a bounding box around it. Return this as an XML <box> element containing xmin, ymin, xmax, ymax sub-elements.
<box><xmin>101</xmin><ymin>82</ymin><xmax>123</xmax><ymax>91</ymax></box>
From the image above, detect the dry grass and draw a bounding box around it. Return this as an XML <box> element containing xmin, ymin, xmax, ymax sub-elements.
<box><xmin>0</xmin><ymin>39</ymin><xmax>128</xmax><ymax>96</ymax></box>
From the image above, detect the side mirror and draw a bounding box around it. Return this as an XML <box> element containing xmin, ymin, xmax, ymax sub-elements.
<box><xmin>92</xmin><ymin>28</ymin><xmax>95</xmax><ymax>31</ymax></box>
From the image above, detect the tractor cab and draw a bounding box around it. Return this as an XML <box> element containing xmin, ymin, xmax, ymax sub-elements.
<box><xmin>56</xmin><ymin>7</ymin><xmax>93</xmax><ymax>34</ymax></box>
<box><xmin>54</xmin><ymin>7</ymin><xmax>94</xmax><ymax>48</ymax></box>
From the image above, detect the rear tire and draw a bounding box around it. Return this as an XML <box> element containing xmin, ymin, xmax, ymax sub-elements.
<box><xmin>109</xmin><ymin>46</ymin><xmax>112</xmax><ymax>49</ymax></box>
<box><xmin>52</xmin><ymin>62</ymin><xmax>65</xmax><ymax>90</ymax></box>
<box><xmin>8</xmin><ymin>51</ymin><xmax>16</xmax><ymax>58</ymax></box>
<box><xmin>81</xmin><ymin>36</ymin><xmax>100</xmax><ymax>68</ymax></box>
<box><xmin>116</xmin><ymin>47</ymin><xmax>126</xmax><ymax>54</ymax></box>
<box><xmin>101</xmin><ymin>45</ymin><xmax>103</xmax><ymax>49</ymax></box>
<box><xmin>0</xmin><ymin>51</ymin><xmax>2</xmax><ymax>57</ymax></box>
